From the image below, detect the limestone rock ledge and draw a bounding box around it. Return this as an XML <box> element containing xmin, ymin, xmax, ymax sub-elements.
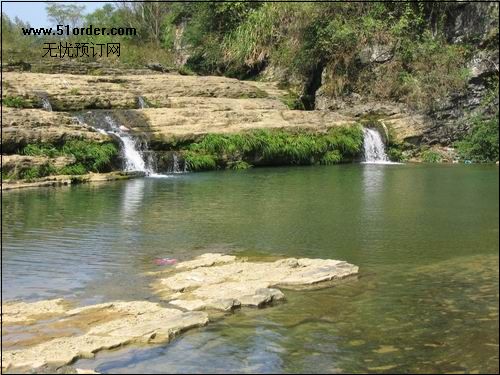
<box><xmin>2</xmin><ymin>254</ymin><xmax>358</xmax><ymax>372</ymax></box>
<box><xmin>1</xmin><ymin>171</ymin><xmax>144</xmax><ymax>191</ymax></box>
<box><xmin>154</xmin><ymin>253</ymin><xmax>359</xmax><ymax>311</ymax></box>
<box><xmin>2</xmin><ymin>300</ymin><xmax>209</xmax><ymax>371</ymax></box>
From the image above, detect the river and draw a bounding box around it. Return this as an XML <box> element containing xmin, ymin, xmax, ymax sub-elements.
<box><xmin>2</xmin><ymin>163</ymin><xmax>499</xmax><ymax>373</ymax></box>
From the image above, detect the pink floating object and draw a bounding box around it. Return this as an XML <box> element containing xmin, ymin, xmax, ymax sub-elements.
<box><xmin>154</xmin><ymin>258</ymin><xmax>177</xmax><ymax>266</ymax></box>
<box><xmin>119</xmin><ymin>125</ymin><xmax>130</xmax><ymax>132</ymax></box>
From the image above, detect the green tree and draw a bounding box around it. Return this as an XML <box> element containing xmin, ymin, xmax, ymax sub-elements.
<box><xmin>46</xmin><ymin>3</ymin><xmax>86</xmax><ymax>28</ymax></box>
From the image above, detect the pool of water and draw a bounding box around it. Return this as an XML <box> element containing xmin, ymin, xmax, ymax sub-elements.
<box><xmin>3</xmin><ymin>163</ymin><xmax>499</xmax><ymax>373</ymax></box>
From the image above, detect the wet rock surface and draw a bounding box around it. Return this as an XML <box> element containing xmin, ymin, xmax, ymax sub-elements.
<box><xmin>1</xmin><ymin>254</ymin><xmax>358</xmax><ymax>372</ymax></box>
<box><xmin>1</xmin><ymin>171</ymin><xmax>144</xmax><ymax>191</ymax></box>
<box><xmin>154</xmin><ymin>253</ymin><xmax>359</xmax><ymax>311</ymax></box>
<box><xmin>2</xmin><ymin>301</ymin><xmax>209</xmax><ymax>371</ymax></box>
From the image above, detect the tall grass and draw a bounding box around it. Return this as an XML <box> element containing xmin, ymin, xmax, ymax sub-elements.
<box><xmin>181</xmin><ymin>125</ymin><xmax>363</xmax><ymax>171</ymax></box>
<box><xmin>17</xmin><ymin>140</ymin><xmax>119</xmax><ymax>180</ymax></box>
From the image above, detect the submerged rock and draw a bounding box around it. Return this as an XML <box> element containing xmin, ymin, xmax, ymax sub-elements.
<box><xmin>154</xmin><ymin>253</ymin><xmax>359</xmax><ymax>311</ymax></box>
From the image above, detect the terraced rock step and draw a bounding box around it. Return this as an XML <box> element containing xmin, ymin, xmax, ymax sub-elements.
<box><xmin>3</xmin><ymin>72</ymin><xmax>286</xmax><ymax>111</ymax></box>
<box><xmin>1</xmin><ymin>108</ymin><xmax>107</xmax><ymax>154</ymax></box>
<box><xmin>1</xmin><ymin>69</ymin><xmax>428</xmax><ymax>182</ymax></box>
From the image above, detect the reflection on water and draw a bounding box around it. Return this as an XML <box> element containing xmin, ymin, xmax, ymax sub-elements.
<box><xmin>121</xmin><ymin>178</ymin><xmax>145</xmax><ymax>225</ymax></box>
<box><xmin>3</xmin><ymin>164</ymin><xmax>499</xmax><ymax>373</ymax></box>
<box><xmin>362</xmin><ymin>163</ymin><xmax>386</xmax><ymax>195</ymax></box>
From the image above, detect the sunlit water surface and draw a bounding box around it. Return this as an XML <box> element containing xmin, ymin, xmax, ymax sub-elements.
<box><xmin>3</xmin><ymin>164</ymin><xmax>499</xmax><ymax>373</ymax></box>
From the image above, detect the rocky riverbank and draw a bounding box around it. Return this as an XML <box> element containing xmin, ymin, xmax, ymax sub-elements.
<box><xmin>2</xmin><ymin>254</ymin><xmax>358</xmax><ymax>373</ymax></box>
<box><xmin>2</xmin><ymin>66</ymin><xmax>474</xmax><ymax>186</ymax></box>
<box><xmin>1</xmin><ymin>171</ymin><xmax>144</xmax><ymax>191</ymax></box>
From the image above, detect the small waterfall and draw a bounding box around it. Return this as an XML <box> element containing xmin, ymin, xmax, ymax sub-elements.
<box><xmin>103</xmin><ymin>116</ymin><xmax>150</xmax><ymax>173</ymax></box>
<box><xmin>362</xmin><ymin>128</ymin><xmax>390</xmax><ymax>164</ymax></box>
<box><xmin>38</xmin><ymin>94</ymin><xmax>52</xmax><ymax>111</ymax></box>
<box><xmin>76</xmin><ymin>113</ymin><xmax>180</xmax><ymax>177</ymax></box>
<box><xmin>42</xmin><ymin>98</ymin><xmax>52</xmax><ymax>111</ymax></box>
<box><xmin>137</xmin><ymin>96</ymin><xmax>148</xmax><ymax>109</ymax></box>
<box><xmin>172</xmin><ymin>153</ymin><xmax>181</xmax><ymax>173</ymax></box>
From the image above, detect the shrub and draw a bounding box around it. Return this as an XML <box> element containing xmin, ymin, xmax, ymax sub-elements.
<box><xmin>228</xmin><ymin>160</ymin><xmax>252</xmax><ymax>170</ymax></box>
<box><xmin>61</xmin><ymin>140</ymin><xmax>118</xmax><ymax>172</ymax></box>
<box><xmin>455</xmin><ymin>116</ymin><xmax>499</xmax><ymax>163</ymax></box>
<box><xmin>18</xmin><ymin>163</ymin><xmax>57</xmax><ymax>181</ymax></box>
<box><xmin>387</xmin><ymin>146</ymin><xmax>405</xmax><ymax>162</ymax></box>
<box><xmin>3</xmin><ymin>96</ymin><xmax>30</xmax><ymax>108</ymax></box>
<box><xmin>58</xmin><ymin>163</ymin><xmax>87</xmax><ymax>175</ymax></box>
<box><xmin>19</xmin><ymin>167</ymin><xmax>40</xmax><ymax>181</ymax></box>
<box><xmin>421</xmin><ymin>150</ymin><xmax>443</xmax><ymax>163</ymax></box>
<box><xmin>281</xmin><ymin>91</ymin><xmax>305</xmax><ymax>110</ymax></box>
<box><xmin>19</xmin><ymin>140</ymin><xmax>119</xmax><ymax>178</ymax></box>
<box><xmin>320</xmin><ymin>150</ymin><xmax>342</xmax><ymax>165</ymax></box>
<box><xmin>22</xmin><ymin>144</ymin><xmax>61</xmax><ymax>157</ymax></box>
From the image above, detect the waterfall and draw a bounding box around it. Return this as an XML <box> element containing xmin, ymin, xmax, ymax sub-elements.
<box><xmin>42</xmin><ymin>98</ymin><xmax>52</xmax><ymax>111</ymax></box>
<box><xmin>75</xmin><ymin>113</ymin><xmax>181</xmax><ymax>177</ymax></box>
<box><xmin>39</xmin><ymin>95</ymin><xmax>52</xmax><ymax>111</ymax></box>
<box><xmin>137</xmin><ymin>96</ymin><xmax>148</xmax><ymax>109</ymax></box>
<box><xmin>103</xmin><ymin>116</ymin><xmax>151</xmax><ymax>173</ymax></box>
<box><xmin>171</xmin><ymin>153</ymin><xmax>182</xmax><ymax>173</ymax></box>
<box><xmin>362</xmin><ymin>128</ymin><xmax>390</xmax><ymax>164</ymax></box>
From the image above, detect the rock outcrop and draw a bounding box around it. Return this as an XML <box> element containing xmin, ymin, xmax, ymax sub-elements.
<box><xmin>2</xmin><ymin>71</ymin><xmax>421</xmax><ymax>147</ymax></box>
<box><xmin>3</xmin><ymin>72</ymin><xmax>284</xmax><ymax>111</ymax></box>
<box><xmin>154</xmin><ymin>253</ymin><xmax>359</xmax><ymax>311</ymax></box>
<box><xmin>1</xmin><ymin>254</ymin><xmax>358</xmax><ymax>372</ymax></box>
<box><xmin>2</xmin><ymin>300</ymin><xmax>209</xmax><ymax>371</ymax></box>
<box><xmin>1</xmin><ymin>108</ymin><xmax>107</xmax><ymax>154</ymax></box>
<box><xmin>1</xmin><ymin>171</ymin><xmax>144</xmax><ymax>191</ymax></box>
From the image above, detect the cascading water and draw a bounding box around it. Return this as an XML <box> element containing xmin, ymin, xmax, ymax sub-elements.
<box><xmin>75</xmin><ymin>113</ymin><xmax>186</xmax><ymax>177</ymax></box>
<box><xmin>137</xmin><ymin>96</ymin><xmax>148</xmax><ymax>109</ymax></box>
<box><xmin>103</xmin><ymin>116</ymin><xmax>150</xmax><ymax>173</ymax></box>
<box><xmin>362</xmin><ymin>128</ymin><xmax>391</xmax><ymax>164</ymax></box>
<box><xmin>87</xmin><ymin>114</ymin><xmax>173</xmax><ymax>177</ymax></box>
<box><xmin>39</xmin><ymin>95</ymin><xmax>52</xmax><ymax>111</ymax></box>
<box><xmin>171</xmin><ymin>153</ymin><xmax>181</xmax><ymax>173</ymax></box>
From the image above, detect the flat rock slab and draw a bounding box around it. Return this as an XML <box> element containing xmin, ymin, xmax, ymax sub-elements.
<box><xmin>155</xmin><ymin>253</ymin><xmax>359</xmax><ymax>311</ymax></box>
<box><xmin>2</xmin><ymin>300</ymin><xmax>208</xmax><ymax>371</ymax></box>
<box><xmin>2</xmin><ymin>254</ymin><xmax>358</xmax><ymax>371</ymax></box>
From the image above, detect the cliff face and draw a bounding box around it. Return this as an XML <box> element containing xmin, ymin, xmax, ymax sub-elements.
<box><xmin>419</xmin><ymin>2</ymin><xmax>498</xmax><ymax>146</ymax></box>
<box><xmin>313</xmin><ymin>2</ymin><xmax>499</xmax><ymax>147</ymax></box>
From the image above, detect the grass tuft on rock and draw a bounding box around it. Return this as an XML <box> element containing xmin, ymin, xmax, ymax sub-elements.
<box><xmin>181</xmin><ymin>125</ymin><xmax>363</xmax><ymax>171</ymax></box>
<box><xmin>12</xmin><ymin>140</ymin><xmax>120</xmax><ymax>180</ymax></box>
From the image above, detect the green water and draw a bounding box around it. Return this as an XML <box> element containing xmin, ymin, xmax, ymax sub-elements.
<box><xmin>3</xmin><ymin>164</ymin><xmax>499</xmax><ymax>373</ymax></box>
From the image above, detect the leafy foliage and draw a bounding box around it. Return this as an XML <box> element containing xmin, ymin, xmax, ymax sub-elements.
<box><xmin>17</xmin><ymin>163</ymin><xmax>57</xmax><ymax>181</ymax></box>
<box><xmin>455</xmin><ymin>116</ymin><xmax>499</xmax><ymax>163</ymax></box>
<box><xmin>421</xmin><ymin>150</ymin><xmax>443</xmax><ymax>163</ymax></box>
<box><xmin>183</xmin><ymin>151</ymin><xmax>217</xmax><ymax>171</ymax></box>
